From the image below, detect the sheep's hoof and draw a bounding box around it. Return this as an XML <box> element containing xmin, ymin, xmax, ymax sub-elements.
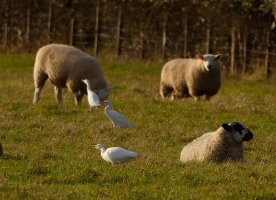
<box><xmin>194</xmin><ymin>97</ymin><xmax>200</xmax><ymax>101</ymax></box>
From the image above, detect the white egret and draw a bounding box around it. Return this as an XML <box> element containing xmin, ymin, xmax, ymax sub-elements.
<box><xmin>95</xmin><ymin>144</ymin><xmax>138</xmax><ymax>165</ymax></box>
<box><xmin>104</xmin><ymin>100</ymin><xmax>134</xmax><ymax>128</ymax></box>
<box><xmin>82</xmin><ymin>79</ymin><xmax>101</xmax><ymax>109</ymax></box>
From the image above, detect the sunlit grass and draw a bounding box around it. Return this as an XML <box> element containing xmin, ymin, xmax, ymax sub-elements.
<box><xmin>0</xmin><ymin>54</ymin><xmax>275</xmax><ymax>199</ymax></box>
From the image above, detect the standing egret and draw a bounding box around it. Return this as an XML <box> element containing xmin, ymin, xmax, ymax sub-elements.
<box><xmin>95</xmin><ymin>144</ymin><xmax>138</xmax><ymax>165</ymax></box>
<box><xmin>104</xmin><ymin>100</ymin><xmax>134</xmax><ymax>128</ymax></box>
<box><xmin>82</xmin><ymin>79</ymin><xmax>101</xmax><ymax>110</ymax></box>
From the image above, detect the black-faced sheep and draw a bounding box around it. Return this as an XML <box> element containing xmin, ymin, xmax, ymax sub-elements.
<box><xmin>33</xmin><ymin>43</ymin><xmax>109</xmax><ymax>105</ymax></box>
<box><xmin>160</xmin><ymin>54</ymin><xmax>222</xmax><ymax>101</ymax></box>
<box><xmin>180</xmin><ymin>122</ymin><xmax>253</xmax><ymax>163</ymax></box>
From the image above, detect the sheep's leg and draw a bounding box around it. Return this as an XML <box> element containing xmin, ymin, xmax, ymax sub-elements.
<box><xmin>73</xmin><ymin>92</ymin><xmax>83</xmax><ymax>106</ymax></box>
<box><xmin>54</xmin><ymin>86</ymin><xmax>62</xmax><ymax>105</ymax></box>
<box><xmin>205</xmin><ymin>95</ymin><xmax>211</xmax><ymax>101</ymax></box>
<box><xmin>33</xmin><ymin>72</ymin><xmax>48</xmax><ymax>104</ymax></box>
<box><xmin>174</xmin><ymin>86</ymin><xmax>187</xmax><ymax>99</ymax></box>
<box><xmin>78</xmin><ymin>91</ymin><xmax>84</xmax><ymax>104</ymax></box>
<box><xmin>160</xmin><ymin>83</ymin><xmax>173</xmax><ymax>99</ymax></box>
<box><xmin>194</xmin><ymin>96</ymin><xmax>200</xmax><ymax>101</ymax></box>
<box><xmin>33</xmin><ymin>87</ymin><xmax>42</xmax><ymax>104</ymax></box>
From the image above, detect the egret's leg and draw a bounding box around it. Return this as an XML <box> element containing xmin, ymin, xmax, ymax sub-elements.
<box><xmin>73</xmin><ymin>92</ymin><xmax>82</xmax><ymax>106</ymax></box>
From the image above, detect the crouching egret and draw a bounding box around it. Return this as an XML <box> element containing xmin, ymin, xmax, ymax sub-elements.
<box><xmin>95</xmin><ymin>144</ymin><xmax>138</xmax><ymax>165</ymax></box>
<box><xmin>82</xmin><ymin>79</ymin><xmax>101</xmax><ymax>109</ymax></box>
<box><xmin>104</xmin><ymin>100</ymin><xmax>134</xmax><ymax>128</ymax></box>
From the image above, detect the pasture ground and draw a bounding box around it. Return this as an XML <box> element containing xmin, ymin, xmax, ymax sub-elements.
<box><xmin>0</xmin><ymin>54</ymin><xmax>275</xmax><ymax>199</ymax></box>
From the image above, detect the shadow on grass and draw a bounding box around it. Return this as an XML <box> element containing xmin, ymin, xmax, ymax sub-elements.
<box><xmin>0</xmin><ymin>153</ymin><xmax>28</xmax><ymax>161</ymax></box>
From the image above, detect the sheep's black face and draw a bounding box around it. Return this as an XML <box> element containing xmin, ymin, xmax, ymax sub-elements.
<box><xmin>222</xmin><ymin>122</ymin><xmax>253</xmax><ymax>142</ymax></box>
<box><xmin>202</xmin><ymin>55</ymin><xmax>221</xmax><ymax>72</ymax></box>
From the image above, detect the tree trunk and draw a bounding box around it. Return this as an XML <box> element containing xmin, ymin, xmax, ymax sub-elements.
<box><xmin>116</xmin><ymin>2</ymin><xmax>122</xmax><ymax>57</ymax></box>
<box><xmin>206</xmin><ymin>21</ymin><xmax>210</xmax><ymax>54</ymax></box>
<box><xmin>69</xmin><ymin>17</ymin><xmax>74</xmax><ymax>46</ymax></box>
<box><xmin>162</xmin><ymin>14</ymin><xmax>167</xmax><ymax>60</ymax></box>
<box><xmin>2</xmin><ymin>0</ymin><xmax>9</xmax><ymax>51</ymax></box>
<box><xmin>94</xmin><ymin>0</ymin><xmax>100</xmax><ymax>56</ymax></box>
<box><xmin>230</xmin><ymin>27</ymin><xmax>236</xmax><ymax>74</ymax></box>
<box><xmin>242</xmin><ymin>26</ymin><xmax>247</xmax><ymax>74</ymax></box>
<box><xmin>26</xmin><ymin>2</ymin><xmax>30</xmax><ymax>52</ymax></box>
<box><xmin>183</xmin><ymin>15</ymin><xmax>187</xmax><ymax>58</ymax></box>
<box><xmin>140</xmin><ymin>22</ymin><xmax>145</xmax><ymax>59</ymax></box>
<box><xmin>47</xmin><ymin>0</ymin><xmax>52</xmax><ymax>43</ymax></box>
<box><xmin>3</xmin><ymin>22</ymin><xmax>8</xmax><ymax>50</ymax></box>
<box><xmin>264</xmin><ymin>30</ymin><xmax>270</xmax><ymax>79</ymax></box>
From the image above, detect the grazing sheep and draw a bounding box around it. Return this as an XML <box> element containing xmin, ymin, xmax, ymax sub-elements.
<box><xmin>160</xmin><ymin>54</ymin><xmax>222</xmax><ymax>101</ymax></box>
<box><xmin>33</xmin><ymin>43</ymin><xmax>109</xmax><ymax>105</ymax></box>
<box><xmin>180</xmin><ymin>122</ymin><xmax>253</xmax><ymax>163</ymax></box>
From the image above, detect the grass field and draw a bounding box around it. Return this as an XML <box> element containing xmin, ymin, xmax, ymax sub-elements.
<box><xmin>0</xmin><ymin>54</ymin><xmax>275</xmax><ymax>199</ymax></box>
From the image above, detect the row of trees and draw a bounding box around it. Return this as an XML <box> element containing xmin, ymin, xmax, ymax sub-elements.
<box><xmin>0</xmin><ymin>0</ymin><xmax>275</xmax><ymax>78</ymax></box>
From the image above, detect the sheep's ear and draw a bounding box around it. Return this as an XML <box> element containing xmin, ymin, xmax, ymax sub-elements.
<box><xmin>222</xmin><ymin>123</ymin><xmax>232</xmax><ymax>132</ymax></box>
<box><xmin>196</xmin><ymin>55</ymin><xmax>205</xmax><ymax>60</ymax></box>
<box><xmin>215</xmin><ymin>54</ymin><xmax>222</xmax><ymax>60</ymax></box>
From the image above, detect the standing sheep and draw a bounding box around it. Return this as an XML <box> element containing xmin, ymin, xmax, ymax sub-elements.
<box><xmin>180</xmin><ymin>122</ymin><xmax>253</xmax><ymax>163</ymax></box>
<box><xmin>160</xmin><ymin>54</ymin><xmax>222</xmax><ymax>101</ymax></box>
<box><xmin>33</xmin><ymin>43</ymin><xmax>109</xmax><ymax>105</ymax></box>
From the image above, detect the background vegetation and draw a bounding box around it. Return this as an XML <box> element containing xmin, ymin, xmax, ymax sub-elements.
<box><xmin>0</xmin><ymin>54</ymin><xmax>275</xmax><ymax>199</ymax></box>
<box><xmin>0</xmin><ymin>0</ymin><xmax>276</xmax><ymax>78</ymax></box>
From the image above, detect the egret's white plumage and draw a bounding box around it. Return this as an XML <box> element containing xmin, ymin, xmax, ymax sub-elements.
<box><xmin>82</xmin><ymin>79</ymin><xmax>101</xmax><ymax>109</ymax></box>
<box><xmin>95</xmin><ymin>144</ymin><xmax>138</xmax><ymax>165</ymax></box>
<box><xmin>104</xmin><ymin>100</ymin><xmax>134</xmax><ymax>128</ymax></box>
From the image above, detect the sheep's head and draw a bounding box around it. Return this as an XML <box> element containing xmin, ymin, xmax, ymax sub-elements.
<box><xmin>222</xmin><ymin>122</ymin><xmax>253</xmax><ymax>143</ymax></box>
<box><xmin>196</xmin><ymin>54</ymin><xmax>222</xmax><ymax>72</ymax></box>
<box><xmin>95</xmin><ymin>87</ymin><xmax>109</xmax><ymax>101</ymax></box>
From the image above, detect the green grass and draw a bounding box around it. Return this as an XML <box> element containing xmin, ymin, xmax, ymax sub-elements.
<box><xmin>0</xmin><ymin>54</ymin><xmax>275</xmax><ymax>199</ymax></box>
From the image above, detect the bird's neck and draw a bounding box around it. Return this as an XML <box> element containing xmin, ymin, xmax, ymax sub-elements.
<box><xmin>100</xmin><ymin>147</ymin><xmax>106</xmax><ymax>154</ymax></box>
<box><xmin>85</xmin><ymin>82</ymin><xmax>92</xmax><ymax>90</ymax></box>
<box><xmin>105</xmin><ymin>104</ymin><xmax>111</xmax><ymax>112</ymax></box>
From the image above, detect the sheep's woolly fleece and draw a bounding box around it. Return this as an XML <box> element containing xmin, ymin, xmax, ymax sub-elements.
<box><xmin>160</xmin><ymin>54</ymin><xmax>222</xmax><ymax>101</ymax></box>
<box><xmin>180</xmin><ymin>122</ymin><xmax>253</xmax><ymax>163</ymax></box>
<box><xmin>33</xmin><ymin>43</ymin><xmax>109</xmax><ymax>105</ymax></box>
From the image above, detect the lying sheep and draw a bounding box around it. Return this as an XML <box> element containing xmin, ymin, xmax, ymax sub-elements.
<box><xmin>180</xmin><ymin>122</ymin><xmax>253</xmax><ymax>163</ymax></box>
<box><xmin>33</xmin><ymin>43</ymin><xmax>109</xmax><ymax>105</ymax></box>
<box><xmin>160</xmin><ymin>54</ymin><xmax>222</xmax><ymax>101</ymax></box>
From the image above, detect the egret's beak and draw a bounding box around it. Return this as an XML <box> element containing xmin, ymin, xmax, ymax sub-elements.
<box><xmin>94</xmin><ymin>145</ymin><xmax>99</xmax><ymax>149</ymax></box>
